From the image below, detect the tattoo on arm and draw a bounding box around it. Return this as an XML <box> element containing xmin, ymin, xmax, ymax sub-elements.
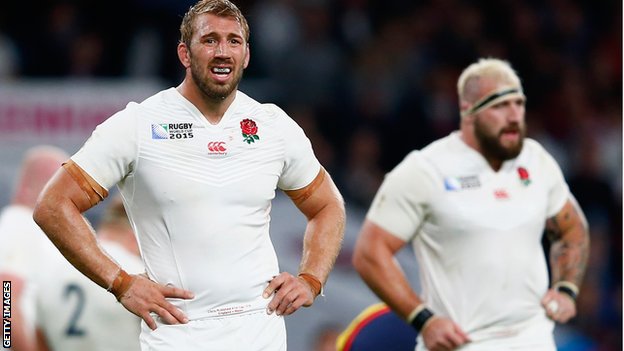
<box><xmin>546</xmin><ymin>201</ymin><xmax>590</xmax><ymax>287</ymax></box>
<box><xmin>544</xmin><ymin>216</ymin><xmax>563</xmax><ymax>242</ymax></box>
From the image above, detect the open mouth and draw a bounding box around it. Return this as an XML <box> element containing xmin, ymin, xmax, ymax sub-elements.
<box><xmin>211</xmin><ymin>67</ymin><xmax>232</xmax><ymax>75</ymax></box>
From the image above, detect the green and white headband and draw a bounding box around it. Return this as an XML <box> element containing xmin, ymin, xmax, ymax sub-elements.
<box><xmin>461</xmin><ymin>87</ymin><xmax>525</xmax><ymax>117</ymax></box>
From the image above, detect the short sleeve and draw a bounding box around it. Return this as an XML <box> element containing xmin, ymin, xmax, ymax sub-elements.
<box><xmin>270</xmin><ymin>105</ymin><xmax>321</xmax><ymax>190</ymax></box>
<box><xmin>71</xmin><ymin>103</ymin><xmax>140</xmax><ymax>190</ymax></box>
<box><xmin>366</xmin><ymin>151</ymin><xmax>436</xmax><ymax>242</ymax></box>
<box><xmin>541</xmin><ymin>148</ymin><xmax>570</xmax><ymax>217</ymax></box>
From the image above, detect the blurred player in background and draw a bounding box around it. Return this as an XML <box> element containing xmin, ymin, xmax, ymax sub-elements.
<box><xmin>352</xmin><ymin>57</ymin><xmax>590</xmax><ymax>351</ymax></box>
<box><xmin>0</xmin><ymin>145</ymin><xmax>69</xmax><ymax>351</ymax></box>
<box><xmin>32</xmin><ymin>0</ymin><xmax>345</xmax><ymax>350</ymax></box>
<box><xmin>34</xmin><ymin>196</ymin><xmax>144</xmax><ymax>351</ymax></box>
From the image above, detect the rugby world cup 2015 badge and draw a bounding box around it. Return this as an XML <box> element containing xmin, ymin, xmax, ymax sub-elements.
<box><xmin>444</xmin><ymin>175</ymin><xmax>481</xmax><ymax>191</ymax></box>
<box><xmin>151</xmin><ymin>123</ymin><xmax>194</xmax><ymax>140</ymax></box>
<box><xmin>151</xmin><ymin>124</ymin><xmax>169</xmax><ymax>139</ymax></box>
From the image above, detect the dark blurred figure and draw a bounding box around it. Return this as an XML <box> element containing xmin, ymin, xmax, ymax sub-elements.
<box><xmin>567</xmin><ymin>136</ymin><xmax>622</xmax><ymax>351</ymax></box>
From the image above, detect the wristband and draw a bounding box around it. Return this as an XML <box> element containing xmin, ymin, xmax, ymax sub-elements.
<box><xmin>107</xmin><ymin>269</ymin><xmax>135</xmax><ymax>301</ymax></box>
<box><xmin>554</xmin><ymin>281</ymin><xmax>579</xmax><ymax>301</ymax></box>
<box><xmin>297</xmin><ymin>272</ymin><xmax>323</xmax><ymax>298</ymax></box>
<box><xmin>406</xmin><ymin>304</ymin><xmax>427</xmax><ymax>323</ymax></box>
<box><xmin>408</xmin><ymin>305</ymin><xmax>434</xmax><ymax>333</ymax></box>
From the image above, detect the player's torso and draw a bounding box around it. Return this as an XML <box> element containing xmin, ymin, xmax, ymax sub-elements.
<box><xmin>413</xmin><ymin>135</ymin><xmax>554</xmax><ymax>330</ymax></box>
<box><xmin>428</xmin><ymin>160</ymin><xmax>548</xmax><ymax>243</ymax></box>
<box><xmin>130</xmin><ymin>97</ymin><xmax>285</xmax><ymax>214</ymax></box>
<box><xmin>119</xmin><ymin>92</ymin><xmax>287</xmax><ymax>317</ymax></box>
<box><xmin>419</xmin><ymin>136</ymin><xmax>550</xmax><ymax>256</ymax></box>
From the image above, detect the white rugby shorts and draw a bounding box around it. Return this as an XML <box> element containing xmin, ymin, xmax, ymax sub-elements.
<box><xmin>140</xmin><ymin>311</ymin><xmax>286</xmax><ymax>351</ymax></box>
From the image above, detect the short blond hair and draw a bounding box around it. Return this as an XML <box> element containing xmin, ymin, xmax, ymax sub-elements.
<box><xmin>179</xmin><ymin>0</ymin><xmax>250</xmax><ymax>47</ymax></box>
<box><xmin>457</xmin><ymin>58</ymin><xmax>523</xmax><ymax>103</ymax></box>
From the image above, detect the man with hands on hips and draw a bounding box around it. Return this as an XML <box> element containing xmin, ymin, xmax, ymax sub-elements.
<box><xmin>352</xmin><ymin>57</ymin><xmax>589</xmax><ymax>351</ymax></box>
<box><xmin>32</xmin><ymin>0</ymin><xmax>345</xmax><ymax>350</ymax></box>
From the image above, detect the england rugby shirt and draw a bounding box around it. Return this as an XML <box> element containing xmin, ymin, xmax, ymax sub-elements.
<box><xmin>72</xmin><ymin>88</ymin><xmax>321</xmax><ymax>320</ymax></box>
<box><xmin>367</xmin><ymin>131</ymin><xmax>569</xmax><ymax>343</ymax></box>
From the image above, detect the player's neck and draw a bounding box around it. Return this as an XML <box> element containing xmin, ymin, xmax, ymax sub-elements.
<box><xmin>176</xmin><ymin>81</ymin><xmax>235</xmax><ymax>125</ymax></box>
<box><xmin>459</xmin><ymin>129</ymin><xmax>503</xmax><ymax>171</ymax></box>
<box><xmin>483</xmin><ymin>156</ymin><xmax>503</xmax><ymax>172</ymax></box>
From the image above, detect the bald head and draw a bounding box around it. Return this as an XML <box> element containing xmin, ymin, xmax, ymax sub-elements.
<box><xmin>12</xmin><ymin>145</ymin><xmax>69</xmax><ymax>208</ymax></box>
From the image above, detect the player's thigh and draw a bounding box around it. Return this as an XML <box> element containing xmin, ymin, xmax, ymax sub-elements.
<box><xmin>228</xmin><ymin>312</ymin><xmax>286</xmax><ymax>350</ymax></box>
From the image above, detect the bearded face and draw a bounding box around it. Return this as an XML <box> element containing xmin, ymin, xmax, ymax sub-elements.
<box><xmin>474</xmin><ymin>115</ymin><xmax>525</xmax><ymax>161</ymax></box>
<box><xmin>190</xmin><ymin>53</ymin><xmax>245</xmax><ymax>101</ymax></box>
<box><xmin>183</xmin><ymin>13</ymin><xmax>249</xmax><ymax>102</ymax></box>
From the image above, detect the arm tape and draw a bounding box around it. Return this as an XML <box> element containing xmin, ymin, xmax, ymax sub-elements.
<box><xmin>297</xmin><ymin>272</ymin><xmax>323</xmax><ymax>298</ymax></box>
<box><xmin>62</xmin><ymin>160</ymin><xmax>108</xmax><ymax>206</ymax></box>
<box><xmin>285</xmin><ymin>167</ymin><xmax>326</xmax><ymax>204</ymax></box>
<box><xmin>107</xmin><ymin>269</ymin><xmax>136</xmax><ymax>301</ymax></box>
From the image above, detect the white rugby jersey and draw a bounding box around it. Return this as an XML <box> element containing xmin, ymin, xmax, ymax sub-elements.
<box><xmin>35</xmin><ymin>241</ymin><xmax>144</xmax><ymax>351</ymax></box>
<box><xmin>367</xmin><ymin>132</ymin><xmax>569</xmax><ymax>344</ymax></box>
<box><xmin>72</xmin><ymin>88</ymin><xmax>321</xmax><ymax>320</ymax></box>
<box><xmin>0</xmin><ymin>205</ymin><xmax>53</xmax><ymax>343</ymax></box>
<box><xmin>0</xmin><ymin>205</ymin><xmax>48</xmax><ymax>278</ymax></box>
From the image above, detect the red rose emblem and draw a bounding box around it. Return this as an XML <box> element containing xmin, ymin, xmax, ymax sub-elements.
<box><xmin>241</xmin><ymin>118</ymin><xmax>260</xmax><ymax>144</ymax></box>
<box><xmin>517</xmin><ymin>167</ymin><xmax>528</xmax><ymax>179</ymax></box>
<box><xmin>517</xmin><ymin>167</ymin><xmax>531</xmax><ymax>185</ymax></box>
<box><xmin>240</xmin><ymin>119</ymin><xmax>258</xmax><ymax>135</ymax></box>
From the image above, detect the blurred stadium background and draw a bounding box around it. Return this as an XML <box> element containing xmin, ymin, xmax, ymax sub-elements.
<box><xmin>0</xmin><ymin>0</ymin><xmax>621</xmax><ymax>350</ymax></box>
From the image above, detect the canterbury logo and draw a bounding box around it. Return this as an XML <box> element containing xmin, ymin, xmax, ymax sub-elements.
<box><xmin>207</xmin><ymin>141</ymin><xmax>227</xmax><ymax>153</ymax></box>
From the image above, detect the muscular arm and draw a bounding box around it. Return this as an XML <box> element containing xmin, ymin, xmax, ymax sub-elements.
<box><xmin>352</xmin><ymin>220</ymin><xmax>418</xmax><ymax>319</ymax></box>
<box><xmin>287</xmin><ymin>168</ymin><xmax>345</xmax><ymax>286</ymax></box>
<box><xmin>545</xmin><ymin>196</ymin><xmax>590</xmax><ymax>288</ymax></box>
<box><xmin>352</xmin><ymin>220</ymin><xmax>470</xmax><ymax>349</ymax></box>
<box><xmin>264</xmin><ymin>168</ymin><xmax>345</xmax><ymax>315</ymax></box>
<box><xmin>32</xmin><ymin>164</ymin><xmax>118</xmax><ymax>291</ymax></box>
<box><xmin>541</xmin><ymin>196</ymin><xmax>590</xmax><ymax>323</ymax></box>
<box><xmin>33</xmin><ymin>162</ymin><xmax>193</xmax><ymax>330</ymax></box>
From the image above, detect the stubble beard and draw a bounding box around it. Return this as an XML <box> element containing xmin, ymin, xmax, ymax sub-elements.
<box><xmin>474</xmin><ymin>117</ymin><xmax>525</xmax><ymax>162</ymax></box>
<box><xmin>191</xmin><ymin>59</ymin><xmax>244</xmax><ymax>102</ymax></box>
